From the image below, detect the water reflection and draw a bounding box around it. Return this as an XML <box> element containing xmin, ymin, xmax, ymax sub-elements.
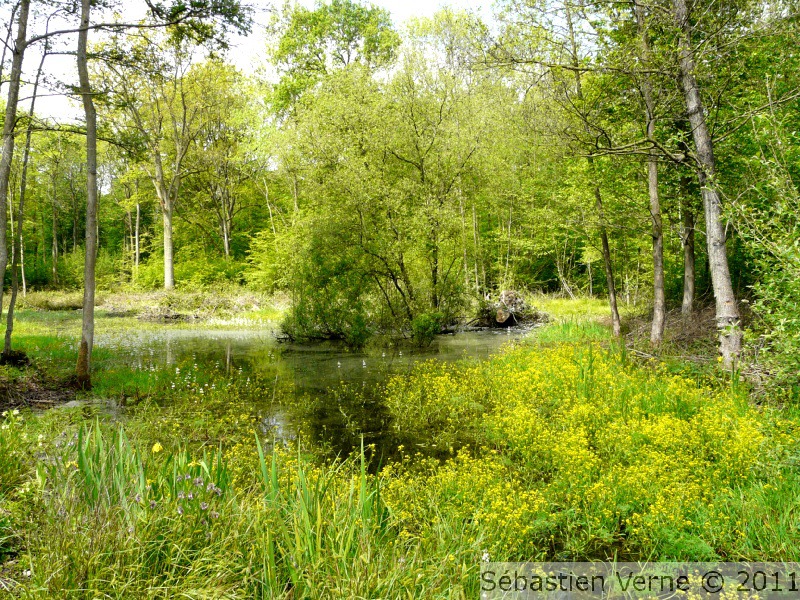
<box><xmin>94</xmin><ymin>327</ymin><xmax>530</xmax><ymax>459</ymax></box>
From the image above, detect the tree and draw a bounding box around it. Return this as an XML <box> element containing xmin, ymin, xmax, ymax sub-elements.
<box><xmin>74</xmin><ymin>0</ymin><xmax>251</xmax><ymax>386</ymax></box>
<box><xmin>100</xmin><ymin>34</ymin><xmax>213</xmax><ymax>289</ymax></box>
<box><xmin>270</xmin><ymin>0</ymin><xmax>400</xmax><ymax>111</ymax></box>
<box><xmin>671</xmin><ymin>0</ymin><xmax>742</xmax><ymax>366</ymax></box>
<box><xmin>0</xmin><ymin>0</ymin><xmax>31</xmax><ymax>322</ymax></box>
<box><xmin>4</xmin><ymin>25</ymin><xmax>49</xmax><ymax>356</ymax></box>
<box><xmin>182</xmin><ymin>62</ymin><xmax>257</xmax><ymax>259</ymax></box>
<box><xmin>75</xmin><ymin>0</ymin><xmax>98</xmax><ymax>387</ymax></box>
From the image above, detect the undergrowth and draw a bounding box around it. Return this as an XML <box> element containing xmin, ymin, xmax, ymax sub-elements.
<box><xmin>0</xmin><ymin>316</ymin><xmax>798</xmax><ymax>597</ymax></box>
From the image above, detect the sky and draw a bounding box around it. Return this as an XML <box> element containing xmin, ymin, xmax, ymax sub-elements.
<box><xmin>335</xmin><ymin>0</ymin><xmax>492</xmax><ymax>23</ymax></box>
<box><xmin>226</xmin><ymin>0</ymin><xmax>495</xmax><ymax>75</ymax></box>
<box><xmin>20</xmin><ymin>0</ymin><xmax>497</xmax><ymax>121</ymax></box>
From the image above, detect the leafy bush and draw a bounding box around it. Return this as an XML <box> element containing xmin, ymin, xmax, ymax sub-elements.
<box><xmin>280</xmin><ymin>233</ymin><xmax>375</xmax><ymax>347</ymax></box>
<box><xmin>132</xmin><ymin>244</ymin><xmax>246</xmax><ymax>290</ymax></box>
<box><xmin>54</xmin><ymin>249</ymin><xmax>121</xmax><ymax>291</ymax></box>
<box><xmin>410</xmin><ymin>311</ymin><xmax>444</xmax><ymax>346</ymax></box>
<box><xmin>245</xmin><ymin>229</ymin><xmax>293</xmax><ymax>292</ymax></box>
<box><xmin>731</xmin><ymin>121</ymin><xmax>800</xmax><ymax>397</ymax></box>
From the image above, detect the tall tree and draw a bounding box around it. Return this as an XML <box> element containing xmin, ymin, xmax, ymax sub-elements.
<box><xmin>632</xmin><ymin>0</ymin><xmax>666</xmax><ymax>345</ymax></box>
<box><xmin>4</xmin><ymin>30</ymin><xmax>48</xmax><ymax>355</ymax></box>
<box><xmin>75</xmin><ymin>0</ymin><xmax>98</xmax><ymax>387</ymax></box>
<box><xmin>100</xmin><ymin>35</ymin><xmax>208</xmax><ymax>289</ymax></box>
<box><xmin>672</xmin><ymin>0</ymin><xmax>742</xmax><ymax>365</ymax></box>
<box><xmin>0</xmin><ymin>0</ymin><xmax>31</xmax><ymax>322</ymax></box>
<box><xmin>270</xmin><ymin>0</ymin><xmax>400</xmax><ymax>112</ymax></box>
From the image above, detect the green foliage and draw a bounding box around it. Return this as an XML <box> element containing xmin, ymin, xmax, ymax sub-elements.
<box><xmin>410</xmin><ymin>311</ymin><xmax>445</xmax><ymax>346</ymax></box>
<box><xmin>174</xmin><ymin>247</ymin><xmax>246</xmax><ymax>288</ymax></box>
<box><xmin>245</xmin><ymin>230</ymin><xmax>292</xmax><ymax>291</ymax></box>
<box><xmin>727</xmin><ymin>110</ymin><xmax>800</xmax><ymax>396</ymax></box>
<box><xmin>51</xmin><ymin>249</ymin><xmax>121</xmax><ymax>292</ymax></box>
<box><xmin>133</xmin><ymin>247</ymin><xmax>246</xmax><ymax>290</ymax></box>
<box><xmin>270</xmin><ymin>0</ymin><xmax>400</xmax><ymax>110</ymax></box>
<box><xmin>281</xmin><ymin>235</ymin><xmax>374</xmax><ymax>346</ymax></box>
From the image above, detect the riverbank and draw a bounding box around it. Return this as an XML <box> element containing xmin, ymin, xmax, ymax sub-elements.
<box><xmin>1</xmin><ymin>297</ymin><xmax>798</xmax><ymax>597</ymax></box>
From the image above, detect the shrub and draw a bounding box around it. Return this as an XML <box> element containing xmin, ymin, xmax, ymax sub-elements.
<box><xmin>410</xmin><ymin>311</ymin><xmax>444</xmax><ymax>346</ymax></box>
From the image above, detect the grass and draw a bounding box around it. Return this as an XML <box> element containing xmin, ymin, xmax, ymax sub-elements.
<box><xmin>0</xmin><ymin>288</ymin><xmax>285</xmax><ymax>402</ymax></box>
<box><xmin>532</xmin><ymin>293</ymin><xmax>635</xmax><ymax>322</ymax></box>
<box><xmin>1</xmin><ymin>295</ymin><xmax>799</xmax><ymax>596</ymax></box>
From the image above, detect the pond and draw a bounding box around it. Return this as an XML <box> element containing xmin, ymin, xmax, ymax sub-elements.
<box><xmin>91</xmin><ymin>326</ymin><xmax>533</xmax><ymax>459</ymax></box>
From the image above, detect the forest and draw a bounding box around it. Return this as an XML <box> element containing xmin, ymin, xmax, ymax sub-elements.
<box><xmin>0</xmin><ymin>0</ymin><xmax>800</xmax><ymax>596</ymax></box>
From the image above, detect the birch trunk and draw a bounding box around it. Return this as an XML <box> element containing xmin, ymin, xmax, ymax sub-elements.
<box><xmin>5</xmin><ymin>43</ymin><xmax>45</xmax><ymax>354</ymax></box>
<box><xmin>634</xmin><ymin>0</ymin><xmax>666</xmax><ymax>346</ymax></box>
<box><xmin>673</xmin><ymin>0</ymin><xmax>742</xmax><ymax>365</ymax></box>
<box><xmin>76</xmin><ymin>0</ymin><xmax>98</xmax><ymax>388</ymax></box>
<box><xmin>0</xmin><ymin>0</ymin><xmax>31</xmax><ymax>321</ymax></box>
<box><xmin>681</xmin><ymin>206</ymin><xmax>695</xmax><ymax>315</ymax></box>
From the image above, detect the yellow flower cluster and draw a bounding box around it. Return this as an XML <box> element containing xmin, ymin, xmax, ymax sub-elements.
<box><xmin>380</xmin><ymin>342</ymin><xmax>790</xmax><ymax>559</ymax></box>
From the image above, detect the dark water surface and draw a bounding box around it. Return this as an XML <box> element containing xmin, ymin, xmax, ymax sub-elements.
<box><xmin>93</xmin><ymin>327</ymin><xmax>530</xmax><ymax>458</ymax></box>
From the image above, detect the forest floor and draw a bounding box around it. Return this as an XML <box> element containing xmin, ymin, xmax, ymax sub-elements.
<box><xmin>1</xmin><ymin>293</ymin><xmax>797</xmax><ymax>597</ymax></box>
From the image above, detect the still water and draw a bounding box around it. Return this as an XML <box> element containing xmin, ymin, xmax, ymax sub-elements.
<box><xmin>92</xmin><ymin>326</ymin><xmax>531</xmax><ymax>458</ymax></box>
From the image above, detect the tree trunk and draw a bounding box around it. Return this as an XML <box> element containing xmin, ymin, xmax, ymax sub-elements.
<box><xmin>634</xmin><ymin>0</ymin><xmax>666</xmax><ymax>346</ymax></box>
<box><xmin>222</xmin><ymin>216</ymin><xmax>231</xmax><ymax>258</ymax></box>
<box><xmin>0</xmin><ymin>0</ymin><xmax>30</xmax><ymax>321</ymax></box>
<box><xmin>653</xmin><ymin>212</ymin><xmax>669</xmax><ymax>327</ymax></box>
<box><xmin>73</xmin><ymin>195</ymin><xmax>78</xmax><ymax>252</ymax></box>
<box><xmin>5</xmin><ymin>43</ymin><xmax>45</xmax><ymax>354</ymax></box>
<box><xmin>565</xmin><ymin>0</ymin><xmax>621</xmax><ymax>337</ymax></box>
<box><xmin>76</xmin><ymin>0</ymin><xmax>98</xmax><ymax>388</ymax></box>
<box><xmin>135</xmin><ymin>202</ymin><xmax>140</xmax><ymax>271</ymax></box>
<box><xmin>52</xmin><ymin>193</ymin><xmax>58</xmax><ymax>284</ymax></box>
<box><xmin>163</xmin><ymin>200</ymin><xmax>175</xmax><ymax>289</ymax></box>
<box><xmin>595</xmin><ymin>184</ymin><xmax>622</xmax><ymax>337</ymax></box>
<box><xmin>681</xmin><ymin>206</ymin><xmax>695</xmax><ymax>315</ymax></box>
<box><xmin>472</xmin><ymin>204</ymin><xmax>482</xmax><ymax>294</ymax></box>
<box><xmin>673</xmin><ymin>0</ymin><xmax>741</xmax><ymax>366</ymax></box>
<box><xmin>20</xmin><ymin>239</ymin><xmax>25</xmax><ymax>297</ymax></box>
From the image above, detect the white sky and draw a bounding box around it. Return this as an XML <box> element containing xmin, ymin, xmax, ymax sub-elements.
<box><xmin>19</xmin><ymin>0</ymin><xmax>496</xmax><ymax>121</ymax></box>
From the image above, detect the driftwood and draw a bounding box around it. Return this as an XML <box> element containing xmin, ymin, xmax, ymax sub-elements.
<box><xmin>478</xmin><ymin>290</ymin><xmax>547</xmax><ymax>328</ymax></box>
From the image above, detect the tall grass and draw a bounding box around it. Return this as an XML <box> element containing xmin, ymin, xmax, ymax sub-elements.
<box><xmin>12</xmin><ymin>421</ymin><xmax>473</xmax><ymax>598</ymax></box>
<box><xmin>4</xmin><ymin>306</ymin><xmax>800</xmax><ymax>596</ymax></box>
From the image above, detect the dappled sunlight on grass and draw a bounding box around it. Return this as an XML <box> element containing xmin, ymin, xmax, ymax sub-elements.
<box><xmin>532</xmin><ymin>294</ymin><xmax>635</xmax><ymax>323</ymax></box>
